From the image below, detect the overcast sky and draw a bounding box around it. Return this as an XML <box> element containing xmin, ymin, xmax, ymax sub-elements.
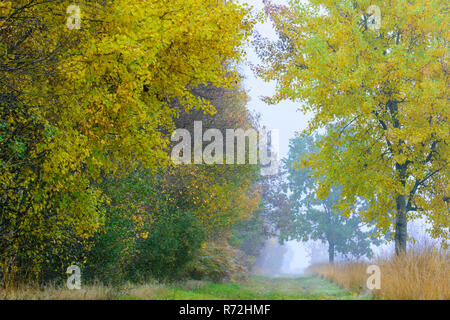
<box><xmin>239</xmin><ymin>0</ymin><xmax>312</xmax><ymax>160</ymax></box>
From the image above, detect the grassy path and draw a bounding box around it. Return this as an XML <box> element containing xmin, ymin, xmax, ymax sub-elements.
<box><xmin>121</xmin><ymin>275</ymin><xmax>371</xmax><ymax>300</ymax></box>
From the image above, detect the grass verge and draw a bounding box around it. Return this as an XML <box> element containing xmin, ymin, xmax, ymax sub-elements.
<box><xmin>1</xmin><ymin>275</ymin><xmax>369</xmax><ymax>300</ymax></box>
<box><xmin>307</xmin><ymin>245</ymin><xmax>449</xmax><ymax>300</ymax></box>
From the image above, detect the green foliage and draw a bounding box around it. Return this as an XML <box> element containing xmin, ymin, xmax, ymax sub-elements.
<box><xmin>280</xmin><ymin>134</ymin><xmax>381</xmax><ymax>262</ymax></box>
<box><xmin>83</xmin><ymin>207</ymin><xmax>136</xmax><ymax>284</ymax></box>
<box><xmin>82</xmin><ymin>168</ymin><xmax>207</xmax><ymax>283</ymax></box>
<box><xmin>230</xmin><ymin>209</ymin><xmax>267</xmax><ymax>258</ymax></box>
<box><xmin>130</xmin><ymin>209</ymin><xmax>206</xmax><ymax>282</ymax></box>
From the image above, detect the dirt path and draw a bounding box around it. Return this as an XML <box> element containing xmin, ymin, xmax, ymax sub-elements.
<box><xmin>121</xmin><ymin>275</ymin><xmax>371</xmax><ymax>300</ymax></box>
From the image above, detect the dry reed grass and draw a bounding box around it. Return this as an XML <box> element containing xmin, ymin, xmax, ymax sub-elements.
<box><xmin>0</xmin><ymin>281</ymin><xmax>118</xmax><ymax>300</ymax></box>
<box><xmin>307</xmin><ymin>244</ymin><xmax>449</xmax><ymax>300</ymax></box>
<box><xmin>0</xmin><ymin>280</ymin><xmax>187</xmax><ymax>300</ymax></box>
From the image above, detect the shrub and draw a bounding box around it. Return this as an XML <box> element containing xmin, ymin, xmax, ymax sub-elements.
<box><xmin>185</xmin><ymin>239</ymin><xmax>251</xmax><ymax>282</ymax></box>
<box><xmin>128</xmin><ymin>209</ymin><xmax>206</xmax><ymax>282</ymax></box>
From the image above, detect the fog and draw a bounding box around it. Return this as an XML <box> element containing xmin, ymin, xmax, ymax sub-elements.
<box><xmin>238</xmin><ymin>0</ymin><xmax>314</xmax><ymax>277</ymax></box>
<box><xmin>252</xmin><ymin>238</ymin><xmax>311</xmax><ymax>276</ymax></box>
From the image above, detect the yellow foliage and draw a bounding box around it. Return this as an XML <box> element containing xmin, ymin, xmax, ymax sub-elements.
<box><xmin>0</xmin><ymin>0</ymin><xmax>254</xmax><ymax>281</ymax></box>
<box><xmin>258</xmin><ymin>0</ymin><xmax>449</xmax><ymax>245</ymax></box>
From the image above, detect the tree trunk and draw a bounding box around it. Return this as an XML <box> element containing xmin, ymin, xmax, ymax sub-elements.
<box><xmin>395</xmin><ymin>193</ymin><xmax>407</xmax><ymax>255</ymax></box>
<box><xmin>328</xmin><ymin>242</ymin><xmax>335</xmax><ymax>263</ymax></box>
<box><xmin>389</xmin><ymin>99</ymin><xmax>408</xmax><ymax>256</ymax></box>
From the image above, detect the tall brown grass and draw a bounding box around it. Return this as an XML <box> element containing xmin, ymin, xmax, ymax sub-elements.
<box><xmin>306</xmin><ymin>244</ymin><xmax>449</xmax><ymax>300</ymax></box>
<box><xmin>0</xmin><ymin>280</ymin><xmax>203</xmax><ymax>300</ymax></box>
<box><xmin>0</xmin><ymin>281</ymin><xmax>118</xmax><ymax>300</ymax></box>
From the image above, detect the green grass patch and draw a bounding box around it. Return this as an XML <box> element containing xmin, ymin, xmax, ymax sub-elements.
<box><xmin>120</xmin><ymin>275</ymin><xmax>372</xmax><ymax>300</ymax></box>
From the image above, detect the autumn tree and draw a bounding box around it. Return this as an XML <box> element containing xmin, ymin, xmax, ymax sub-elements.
<box><xmin>0</xmin><ymin>0</ymin><xmax>254</xmax><ymax>282</ymax></box>
<box><xmin>164</xmin><ymin>82</ymin><xmax>261</xmax><ymax>233</ymax></box>
<box><xmin>83</xmin><ymin>79</ymin><xmax>261</xmax><ymax>282</ymax></box>
<box><xmin>0</xmin><ymin>0</ymin><xmax>106</xmax><ymax>281</ymax></box>
<box><xmin>256</xmin><ymin>0</ymin><xmax>449</xmax><ymax>254</ymax></box>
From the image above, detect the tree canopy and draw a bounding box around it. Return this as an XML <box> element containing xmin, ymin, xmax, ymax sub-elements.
<box><xmin>256</xmin><ymin>0</ymin><xmax>449</xmax><ymax>253</ymax></box>
<box><xmin>1</xmin><ymin>0</ymin><xmax>257</xmax><ymax>282</ymax></box>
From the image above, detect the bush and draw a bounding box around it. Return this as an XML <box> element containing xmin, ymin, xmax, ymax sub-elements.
<box><xmin>230</xmin><ymin>210</ymin><xmax>267</xmax><ymax>258</ymax></box>
<box><xmin>185</xmin><ymin>240</ymin><xmax>251</xmax><ymax>282</ymax></box>
<box><xmin>84</xmin><ymin>205</ymin><xmax>205</xmax><ymax>284</ymax></box>
<box><xmin>128</xmin><ymin>209</ymin><xmax>206</xmax><ymax>282</ymax></box>
<box><xmin>83</xmin><ymin>207</ymin><xmax>136</xmax><ymax>284</ymax></box>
